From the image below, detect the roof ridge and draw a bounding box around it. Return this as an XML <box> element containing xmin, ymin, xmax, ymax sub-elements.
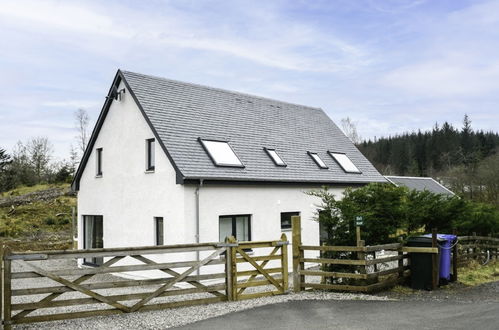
<box><xmin>385</xmin><ymin>175</ymin><xmax>435</xmax><ymax>180</ymax></box>
<box><xmin>120</xmin><ymin>69</ymin><xmax>323</xmax><ymax>111</ymax></box>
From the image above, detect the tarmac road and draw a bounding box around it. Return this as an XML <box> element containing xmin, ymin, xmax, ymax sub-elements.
<box><xmin>173</xmin><ymin>299</ymin><xmax>498</xmax><ymax>330</ymax></box>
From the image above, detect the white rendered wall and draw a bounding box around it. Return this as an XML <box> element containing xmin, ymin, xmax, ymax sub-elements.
<box><xmin>186</xmin><ymin>184</ymin><xmax>346</xmax><ymax>273</ymax></box>
<box><xmin>77</xmin><ymin>81</ymin><xmax>186</xmax><ymax>263</ymax></box>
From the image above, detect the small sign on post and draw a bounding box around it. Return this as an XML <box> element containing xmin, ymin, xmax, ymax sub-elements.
<box><xmin>355</xmin><ymin>216</ymin><xmax>363</xmax><ymax>246</ymax></box>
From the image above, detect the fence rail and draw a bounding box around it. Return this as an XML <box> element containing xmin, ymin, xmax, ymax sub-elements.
<box><xmin>457</xmin><ymin>234</ymin><xmax>498</xmax><ymax>266</ymax></box>
<box><xmin>292</xmin><ymin>216</ymin><xmax>446</xmax><ymax>294</ymax></box>
<box><xmin>1</xmin><ymin>235</ymin><xmax>289</xmax><ymax>329</ymax></box>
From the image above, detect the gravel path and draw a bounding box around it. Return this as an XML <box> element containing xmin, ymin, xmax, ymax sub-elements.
<box><xmin>10</xmin><ymin>258</ymin><xmax>391</xmax><ymax>330</ymax></box>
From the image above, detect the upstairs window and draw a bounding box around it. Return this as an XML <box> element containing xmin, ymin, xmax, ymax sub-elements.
<box><xmin>96</xmin><ymin>148</ymin><xmax>103</xmax><ymax>176</ymax></box>
<box><xmin>146</xmin><ymin>138</ymin><xmax>155</xmax><ymax>171</ymax></box>
<box><xmin>264</xmin><ymin>148</ymin><xmax>286</xmax><ymax>167</ymax></box>
<box><xmin>308</xmin><ymin>152</ymin><xmax>328</xmax><ymax>169</ymax></box>
<box><xmin>199</xmin><ymin>139</ymin><xmax>244</xmax><ymax>167</ymax></box>
<box><xmin>329</xmin><ymin>152</ymin><xmax>361</xmax><ymax>173</ymax></box>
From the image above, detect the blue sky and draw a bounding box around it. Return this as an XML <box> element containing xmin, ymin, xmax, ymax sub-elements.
<box><xmin>1</xmin><ymin>0</ymin><xmax>498</xmax><ymax>159</ymax></box>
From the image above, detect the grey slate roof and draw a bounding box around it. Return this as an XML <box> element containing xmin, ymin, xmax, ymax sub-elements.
<box><xmin>72</xmin><ymin>69</ymin><xmax>386</xmax><ymax>189</ymax></box>
<box><xmin>385</xmin><ymin>176</ymin><xmax>455</xmax><ymax>196</ymax></box>
<box><xmin>120</xmin><ymin>70</ymin><xmax>386</xmax><ymax>184</ymax></box>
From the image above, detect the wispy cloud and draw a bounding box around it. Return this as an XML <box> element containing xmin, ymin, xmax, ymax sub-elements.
<box><xmin>0</xmin><ymin>0</ymin><xmax>498</xmax><ymax>157</ymax></box>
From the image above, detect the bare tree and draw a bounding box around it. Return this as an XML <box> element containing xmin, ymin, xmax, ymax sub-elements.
<box><xmin>75</xmin><ymin>108</ymin><xmax>90</xmax><ymax>155</ymax></box>
<box><xmin>26</xmin><ymin>137</ymin><xmax>53</xmax><ymax>183</ymax></box>
<box><xmin>340</xmin><ymin>117</ymin><xmax>361</xmax><ymax>145</ymax></box>
<box><xmin>69</xmin><ymin>144</ymin><xmax>79</xmax><ymax>176</ymax></box>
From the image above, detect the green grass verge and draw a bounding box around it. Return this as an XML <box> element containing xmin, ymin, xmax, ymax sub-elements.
<box><xmin>458</xmin><ymin>260</ymin><xmax>499</xmax><ymax>286</ymax></box>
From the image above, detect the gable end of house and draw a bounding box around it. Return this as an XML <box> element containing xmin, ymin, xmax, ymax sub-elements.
<box><xmin>71</xmin><ymin>70</ymin><xmax>185</xmax><ymax>191</ymax></box>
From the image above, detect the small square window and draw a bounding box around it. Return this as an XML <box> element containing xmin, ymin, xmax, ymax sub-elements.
<box><xmin>308</xmin><ymin>152</ymin><xmax>328</xmax><ymax>169</ymax></box>
<box><xmin>96</xmin><ymin>148</ymin><xmax>103</xmax><ymax>176</ymax></box>
<box><xmin>281</xmin><ymin>212</ymin><xmax>299</xmax><ymax>230</ymax></box>
<box><xmin>264</xmin><ymin>148</ymin><xmax>286</xmax><ymax>167</ymax></box>
<box><xmin>329</xmin><ymin>152</ymin><xmax>361</xmax><ymax>173</ymax></box>
<box><xmin>199</xmin><ymin>139</ymin><xmax>244</xmax><ymax>167</ymax></box>
<box><xmin>146</xmin><ymin>138</ymin><xmax>155</xmax><ymax>171</ymax></box>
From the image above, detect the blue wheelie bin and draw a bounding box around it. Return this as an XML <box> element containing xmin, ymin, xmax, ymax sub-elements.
<box><xmin>424</xmin><ymin>234</ymin><xmax>457</xmax><ymax>284</ymax></box>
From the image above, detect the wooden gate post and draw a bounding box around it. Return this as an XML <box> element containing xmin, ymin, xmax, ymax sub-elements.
<box><xmin>1</xmin><ymin>245</ymin><xmax>3</xmax><ymax>328</ymax></box>
<box><xmin>224</xmin><ymin>236</ymin><xmax>238</xmax><ymax>301</ymax></box>
<box><xmin>292</xmin><ymin>216</ymin><xmax>303</xmax><ymax>293</ymax></box>
<box><xmin>431</xmin><ymin>228</ymin><xmax>439</xmax><ymax>290</ymax></box>
<box><xmin>280</xmin><ymin>233</ymin><xmax>289</xmax><ymax>293</ymax></box>
<box><xmin>2</xmin><ymin>246</ymin><xmax>12</xmax><ymax>330</ymax></box>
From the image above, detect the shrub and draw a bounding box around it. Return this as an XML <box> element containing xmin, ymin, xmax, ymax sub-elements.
<box><xmin>308</xmin><ymin>183</ymin><xmax>498</xmax><ymax>246</ymax></box>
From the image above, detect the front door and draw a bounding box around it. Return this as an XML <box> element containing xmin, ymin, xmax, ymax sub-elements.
<box><xmin>83</xmin><ymin>215</ymin><xmax>103</xmax><ymax>265</ymax></box>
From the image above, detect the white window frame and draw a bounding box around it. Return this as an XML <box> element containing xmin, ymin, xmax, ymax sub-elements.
<box><xmin>199</xmin><ymin>138</ymin><xmax>244</xmax><ymax>167</ymax></box>
<box><xmin>95</xmin><ymin>148</ymin><xmax>103</xmax><ymax>177</ymax></box>
<box><xmin>328</xmin><ymin>151</ymin><xmax>362</xmax><ymax>173</ymax></box>
<box><xmin>146</xmin><ymin>138</ymin><xmax>155</xmax><ymax>172</ymax></box>
<box><xmin>308</xmin><ymin>152</ymin><xmax>328</xmax><ymax>169</ymax></box>
<box><xmin>264</xmin><ymin>148</ymin><xmax>287</xmax><ymax>167</ymax></box>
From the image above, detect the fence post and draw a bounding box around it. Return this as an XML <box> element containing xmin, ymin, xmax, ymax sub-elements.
<box><xmin>452</xmin><ymin>229</ymin><xmax>458</xmax><ymax>282</ymax></box>
<box><xmin>229</xmin><ymin>236</ymin><xmax>238</xmax><ymax>301</ymax></box>
<box><xmin>1</xmin><ymin>245</ymin><xmax>3</xmax><ymax>328</ymax></box>
<box><xmin>2</xmin><ymin>246</ymin><xmax>11</xmax><ymax>330</ymax></box>
<box><xmin>398</xmin><ymin>238</ymin><xmax>404</xmax><ymax>281</ymax></box>
<box><xmin>224</xmin><ymin>237</ymin><xmax>233</xmax><ymax>301</ymax></box>
<box><xmin>280</xmin><ymin>233</ymin><xmax>289</xmax><ymax>293</ymax></box>
<box><xmin>292</xmin><ymin>216</ymin><xmax>302</xmax><ymax>293</ymax></box>
<box><xmin>431</xmin><ymin>228</ymin><xmax>439</xmax><ymax>290</ymax></box>
<box><xmin>472</xmin><ymin>232</ymin><xmax>477</xmax><ymax>260</ymax></box>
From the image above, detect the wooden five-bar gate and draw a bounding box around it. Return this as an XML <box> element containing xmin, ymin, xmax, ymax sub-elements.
<box><xmin>1</xmin><ymin>234</ymin><xmax>289</xmax><ymax>329</ymax></box>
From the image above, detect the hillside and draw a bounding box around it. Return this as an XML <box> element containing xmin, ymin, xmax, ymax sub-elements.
<box><xmin>357</xmin><ymin>118</ymin><xmax>499</xmax><ymax>205</ymax></box>
<box><xmin>358</xmin><ymin>119</ymin><xmax>499</xmax><ymax>177</ymax></box>
<box><xmin>0</xmin><ymin>183</ymin><xmax>75</xmax><ymax>251</ymax></box>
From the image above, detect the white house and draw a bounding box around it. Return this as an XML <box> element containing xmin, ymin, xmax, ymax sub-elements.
<box><xmin>72</xmin><ymin>70</ymin><xmax>386</xmax><ymax>272</ymax></box>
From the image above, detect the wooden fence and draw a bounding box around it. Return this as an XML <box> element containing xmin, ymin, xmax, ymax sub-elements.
<box><xmin>457</xmin><ymin>234</ymin><xmax>499</xmax><ymax>266</ymax></box>
<box><xmin>292</xmin><ymin>216</ymin><xmax>415</xmax><ymax>293</ymax></box>
<box><xmin>1</xmin><ymin>235</ymin><xmax>289</xmax><ymax>329</ymax></box>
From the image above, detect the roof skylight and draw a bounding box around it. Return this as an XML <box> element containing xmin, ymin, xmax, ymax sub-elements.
<box><xmin>308</xmin><ymin>152</ymin><xmax>328</xmax><ymax>169</ymax></box>
<box><xmin>199</xmin><ymin>139</ymin><xmax>244</xmax><ymax>167</ymax></box>
<box><xmin>329</xmin><ymin>152</ymin><xmax>361</xmax><ymax>173</ymax></box>
<box><xmin>265</xmin><ymin>148</ymin><xmax>286</xmax><ymax>167</ymax></box>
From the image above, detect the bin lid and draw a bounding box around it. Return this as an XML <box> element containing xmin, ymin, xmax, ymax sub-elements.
<box><xmin>423</xmin><ymin>234</ymin><xmax>457</xmax><ymax>242</ymax></box>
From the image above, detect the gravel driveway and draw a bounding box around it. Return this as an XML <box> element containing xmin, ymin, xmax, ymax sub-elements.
<box><xmin>9</xmin><ymin>258</ymin><xmax>390</xmax><ymax>330</ymax></box>
<box><xmin>9</xmin><ymin>257</ymin><xmax>497</xmax><ymax>329</ymax></box>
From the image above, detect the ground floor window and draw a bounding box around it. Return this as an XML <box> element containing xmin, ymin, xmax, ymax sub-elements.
<box><xmin>155</xmin><ymin>217</ymin><xmax>164</xmax><ymax>245</ymax></box>
<box><xmin>280</xmin><ymin>211</ymin><xmax>300</xmax><ymax>230</ymax></box>
<box><xmin>83</xmin><ymin>215</ymin><xmax>103</xmax><ymax>266</ymax></box>
<box><xmin>219</xmin><ymin>214</ymin><xmax>251</xmax><ymax>242</ymax></box>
